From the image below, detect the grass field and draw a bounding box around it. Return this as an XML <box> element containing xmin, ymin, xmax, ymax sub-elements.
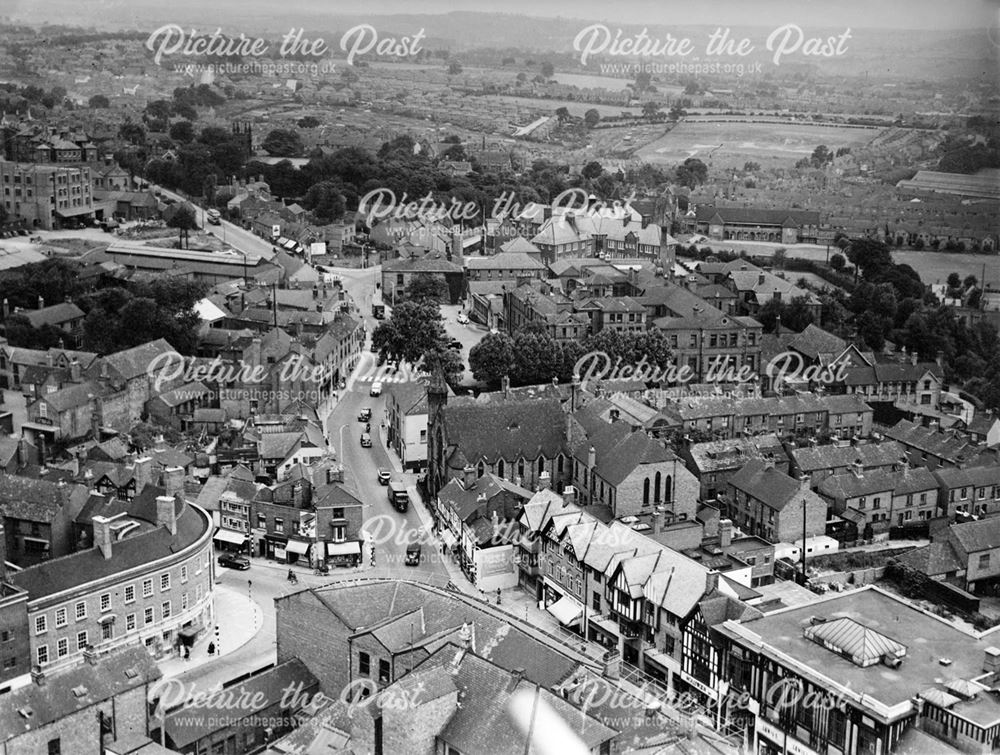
<box><xmin>636</xmin><ymin>119</ymin><xmax>884</xmax><ymax>170</ymax></box>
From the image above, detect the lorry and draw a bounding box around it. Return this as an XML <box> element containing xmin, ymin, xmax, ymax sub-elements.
<box><xmin>388</xmin><ymin>480</ymin><xmax>408</xmax><ymax>512</ymax></box>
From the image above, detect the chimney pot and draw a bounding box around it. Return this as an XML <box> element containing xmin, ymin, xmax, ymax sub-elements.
<box><xmin>156</xmin><ymin>495</ymin><xmax>177</xmax><ymax>536</ymax></box>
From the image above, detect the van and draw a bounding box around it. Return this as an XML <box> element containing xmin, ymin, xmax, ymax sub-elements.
<box><xmin>206</xmin><ymin>209</ymin><xmax>221</xmax><ymax>225</ymax></box>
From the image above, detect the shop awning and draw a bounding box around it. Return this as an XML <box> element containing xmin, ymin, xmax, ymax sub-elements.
<box><xmin>212</xmin><ymin>529</ymin><xmax>247</xmax><ymax>545</ymax></box>
<box><xmin>547</xmin><ymin>596</ymin><xmax>583</xmax><ymax>627</ymax></box>
<box><xmin>327</xmin><ymin>541</ymin><xmax>361</xmax><ymax>557</ymax></box>
<box><xmin>439</xmin><ymin>528</ymin><xmax>457</xmax><ymax>548</ymax></box>
<box><xmin>286</xmin><ymin>540</ymin><xmax>311</xmax><ymax>555</ymax></box>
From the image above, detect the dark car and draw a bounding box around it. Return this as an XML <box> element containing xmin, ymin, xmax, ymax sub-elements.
<box><xmin>360</xmin><ymin>433</ymin><xmax>372</xmax><ymax>448</ymax></box>
<box><xmin>377</xmin><ymin>468</ymin><xmax>391</xmax><ymax>485</ymax></box>
<box><xmin>448</xmin><ymin>340</ymin><xmax>463</xmax><ymax>350</ymax></box>
<box><xmin>358</xmin><ymin>407</ymin><xmax>372</xmax><ymax>422</ymax></box>
<box><xmin>405</xmin><ymin>543</ymin><xmax>422</xmax><ymax>566</ymax></box>
<box><xmin>218</xmin><ymin>552</ymin><xmax>250</xmax><ymax>570</ymax></box>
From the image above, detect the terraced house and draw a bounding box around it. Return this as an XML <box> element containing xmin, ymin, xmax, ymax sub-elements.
<box><xmin>818</xmin><ymin>465</ymin><xmax>939</xmax><ymax>541</ymax></box>
<box><xmin>936</xmin><ymin>465</ymin><xmax>1000</xmax><ymax>519</ymax></box>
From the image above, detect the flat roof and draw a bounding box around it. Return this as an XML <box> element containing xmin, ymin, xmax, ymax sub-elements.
<box><xmin>723</xmin><ymin>586</ymin><xmax>998</xmax><ymax>710</ymax></box>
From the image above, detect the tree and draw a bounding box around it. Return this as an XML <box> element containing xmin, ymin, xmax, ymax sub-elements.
<box><xmin>540</xmin><ymin>61</ymin><xmax>554</xmax><ymax>78</ymax></box>
<box><xmin>302</xmin><ymin>180</ymin><xmax>346</xmax><ymax>223</ymax></box>
<box><xmin>447</xmin><ymin>61</ymin><xmax>463</xmax><ymax>75</ymax></box>
<box><xmin>167</xmin><ymin>204</ymin><xmax>198</xmax><ymax>249</ymax></box>
<box><xmin>772</xmin><ymin>247</ymin><xmax>787</xmax><ymax>269</ymax></box>
<box><xmin>675</xmin><ymin>157</ymin><xmax>708</xmax><ymax>189</ymax></box>
<box><xmin>810</xmin><ymin>145</ymin><xmax>832</xmax><ymax>168</ymax></box>
<box><xmin>964</xmin><ymin>275</ymin><xmax>978</xmax><ymax>289</ymax></box>
<box><xmin>469</xmin><ymin>332</ymin><xmax>517</xmax><ymax>387</ymax></box>
<box><xmin>642</xmin><ymin>101</ymin><xmax>662</xmax><ymax>119</ymax></box>
<box><xmin>88</xmin><ymin>94</ymin><xmax>109</xmax><ymax>109</ymax></box>
<box><xmin>405</xmin><ymin>273</ymin><xmax>448</xmax><ymax>303</ymax></box>
<box><xmin>555</xmin><ymin>107</ymin><xmax>570</xmax><ymax>121</ymax></box>
<box><xmin>757</xmin><ymin>296</ymin><xmax>816</xmax><ymax>333</ymax></box>
<box><xmin>668</xmin><ymin>103</ymin><xmax>686</xmax><ymax>121</ymax></box>
<box><xmin>511</xmin><ymin>331</ymin><xmax>563</xmax><ymax>385</ymax></box>
<box><xmin>830</xmin><ymin>253</ymin><xmax>846</xmax><ymax>272</ymax></box>
<box><xmin>581</xmin><ymin>161</ymin><xmax>603</xmax><ymax>180</ymax></box>
<box><xmin>261</xmin><ymin>129</ymin><xmax>304</xmax><ymax>157</ymax></box>
<box><xmin>584</xmin><ymin>108</ymin><xmax>600</xmax><ymax>127</ymax></box>
<box><xmin>297</xmin><ymin>115</ymin><xmax>321</xmax><ymax>128</ymax></box>
<box><xmin>846</xmin><ymin>238</ymin><xmax>893</xmax><ymax>280</ymax></box>
<box><xmin>947</xmin><ymin>272</ymin><xmax>962</xmax><ymax>289</ymax></box>
<box><xmin>118</xmin><ymin>120</ymin><xmax>145</xmax><ymax>145</ymax></box>
<box><xmin>169</xmin><ymin>120</ymin><xmax>195</xmax><ymax>143</ymax></box>
<box><xmin>372</xmin><ymin>300</ymin><xmax>449</xmax><ymax>366</ymax></box>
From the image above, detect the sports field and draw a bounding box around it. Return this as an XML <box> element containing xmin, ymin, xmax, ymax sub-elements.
<box><xmin>636</xmin><ymin>118</ymin><xmax>884</xmax><ymax>170</ymax></box>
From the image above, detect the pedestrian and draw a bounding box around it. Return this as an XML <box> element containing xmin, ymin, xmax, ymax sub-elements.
<box><xmin>184</xmin><ymin>646</ymin><xmax>191</xmax><ymax>661</ymax></box>
<box><xmin>208</xmin><ymin>642</ymin><xmax>215</xmax><ymax>656</ymax></box>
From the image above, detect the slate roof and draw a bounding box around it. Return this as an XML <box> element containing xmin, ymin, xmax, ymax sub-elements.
<box><xmin>419</xmin><ymin>647</ymin><xmax>617</xmax><ymax>755</ymax></box>
<box><xmin>571</xmin><ymin>405</ymin><xmax>675</xmax><ymax>486</ymax></box>
<box><xmin>164</xmin><ymin>660</ymin><xmax>317</xmax><ymax>748</ymax></box>
<box><xmin>949</xmin><ymin>519</ymin><xmax>1000</xmax><ymax>556</ymax></box>
<box><xmin>9</xmin><ymin>501</ymin><xmax>208</xmax><ymax>598</ymax></box>
<box><xmin>97</xmin><ymin>338</ymin><xmax>177</xmax><ymax>381</ymax></box>
<box><xmin>818</xmin><ymin>467</ymin><xmax>937</xmax><ymax>501</ymax></box>
<box><xmin>382</xmin><ymin>256</ymin><xmax>463</xmax><ymax>274</ymax></box>
<box><xmin>787</xmin><ymin>324</ymin><xmax>848</xmax><ymax>361</ymax></box>
<box><xmin>695</xmin><ymin>206</ymin><xmax>820</xmax><ymax>227</ymax></box>
<box><xmin>790</xmin><ymin>441</ymin><xmax>907</xmax><ymax>473</ymax></box>
<box><xmin>934</xmin><ymin>464</ymin><xmax>1000</xmax><ymax>490</ymax></box>
<box><xmin>38</xmin><ymin>380</ymin><xmax>101</xmax><ymax>413</ymax></box>
<box><xmin>310</xmin><ymin>580</ymin><xmax>582</xmax><ymax>690</ymax></box>
<box><xmin>0</xmin><ymin>646</ymin><xmax>160</xmax><ymax>742</ymax></box>
<box><xmin>895</xmin><ymin>541</ymin><xmax>964</xmax><ymax>576</ymax></box>
<box><xmin>688</xmin><ymin>434</ymin><xmax>787</xmax><ymax>473</ymax></box>
<box><xmin>465</xmin><ymin>251</ymin><xmax>545</xmax><ymax>271</ymax></box>
<box><xmin>728</xmin><ymin>459</ymin><xmax>805</xmax><ymax>511</ymax></box>
<box><xmin>442</xmin><ymin>397</ymin><xmax>568</xmax><ymax>467</ymax></box>
<box><xmin>23</xmin><ymin>302</ymin><xmax>85</xmax><ymax>328</ymax></box>
<box><xmin>0</xmin><ymin>475</ymin><xmax>89</xmax><ymax>522</ymax></box>
<box><xmin>438</xmin><ymin>473</ymin><xmax>532</xmax><ymax>524</ymax></box>
<box><xmin>885</xmin><ymin>419</ymin><xmax>978</xmax><ymax>462</ymax></box>
<box><xmin>672</xmin><ymin>392</ymin><xmax>871</xmax><ymax>422</ymax></box>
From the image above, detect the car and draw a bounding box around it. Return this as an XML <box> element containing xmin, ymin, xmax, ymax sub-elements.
<box><xmin>218</xmin><ymin>552</ymin><xmax>250</xmax><ymax>570</ymax></box>
<box><xmin>370</xmin><ymin>381</ymin><xmax>383</xmax><ymax>397</ymax></box>
<box><xmin>358</xmin><ymin>407</ymin><xmax>372</xmax><ymax>422</ymax></box>
<box><xmin>377</xmin><ymin>468</ymin><xmax>391</xmax><ymax>485</ymax></box>
<box><xmin>448</xmin><ymin>340</ymin><xmax>463</xmax><ymax>351</ymax></box>
<box><xmin>405</xmin><ymin>543</ymin><xmax>422</xmax><ymax>566</ymax></box>
<box><xmin>456</xmin><ymin>313</ymin><xmax>469</xmax><ymax>324</ymax></box>
<box><xmin>360</xmin><ymin>433</ymin><xmax>372</xmax><ymax>448</ymax></box>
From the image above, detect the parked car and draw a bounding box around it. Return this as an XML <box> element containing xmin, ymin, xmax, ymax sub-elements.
<box><xmin>218</xmin><ymin>552</ymin><xmax>250</xmax><ymax>570</ymax></box>
<box><xmin>377</xmin><ymin>468</ymin><xmax>391</xmax><ymax>485</ymax></box>
<box><xmin>370</xmin><ymin>381</ymin><xmax>383</xmax><ymax>397</ymax></box>
<box><xmin>456</xmin><ymin>313</ymin><xmax>469</xmax><ymax>324</ymax></box>
<box><xmin>448</xmin><ymin>340</ymin><xmax>463</xmax><ymax>350</ymax></box>
<box><xmin>405</xmin><ymin>543</ymin><xmax>422</xmax><ymax>566</ymax></box>
<box><xmin>358</xmin><ymin>407</ymin><xmax>372</xmax><ymax>422</ymax></box>
<box><xmin>360</xmin><ymin>433</ymin><xmax>372</xmax><ymax>448</ymax></box>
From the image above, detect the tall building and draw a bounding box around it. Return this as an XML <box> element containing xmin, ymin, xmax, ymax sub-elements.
<box><xmin>0</xmin><ymin>160</ymin><xmax>94</xmax><ymax>230</ymax></box>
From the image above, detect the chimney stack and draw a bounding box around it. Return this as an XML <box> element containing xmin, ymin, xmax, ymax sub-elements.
<box><xmin>562</xmin><ymin>485</ymin><xmax>576</xmax><ymax>507</ymax></box>
<box><xmin>30</xmin><ymin>667</ymin><xmax>45</xmax><ymax>686</ymax></box>
<box><xmin>651</xmin><ymin>508</ymin><xmax>662</xmax><ymax>534</ymax></box>
<box><xmin>134</xmin><ymin>457</ymin><xmax>152</xmax><ymax>492</ymax></box>
<box><xmin>603</xmin><ymin>649</ymin><xmax>620</xmax><ymax>680</ymax></box>
<box><xmin>162</xmin><ymin>466</ymin><xmax>185</xmax><ymax>498</ymax></box>
<box><xmin>93</xmin><ymin>516</ymin><xmax>114</xmax><ymax>559</ymax></box>
<box><xmin>984</xmin><ymin>647</ymin><xmax>1000</xmax><ymax>675</ymax></box>
<box><xmin>156</xmin><ymin>495</ymin><xmax>177</xmax><ymax>536</ymax></box>
<box><xmin>719</xmin><ymin>518</ymin><xmax>733</xmax><ymax>549</ymax></box>
<box><xmin>69</xmin><ymin>359</ymin><xmax>81</xmax><ymax>382</ymax></box>
<box><xmin>463</xmin><ymin>464</ymin><xmax>477</xmax><ymax>490</ymax></box>
<box><xmin>537</xmin><ymin>470</ymin><xmax>551</xmax><ymax>491</ymax></box>
<box><xmin>38</xmin><ymin>296</ymin><xmax>45</xmax><ymax>310</ymax></box>
<box><xmin>587</xmin><ymin>446</ymin><xmax>596</xmax><ymax>471</ymax></box>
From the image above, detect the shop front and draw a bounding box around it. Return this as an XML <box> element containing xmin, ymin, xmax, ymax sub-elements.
<box><xmin>264</xmin><ymin>534</ymin><xmax>287</xmax><ymax>560</ymax></box>
<box><xmin>284</xmin><ymin>538</ymin><xmax>311</xmax><ymax>565</ymax></box>
<box><xmin>327</xmin><ymin>540</ymin><xmax>361</xmax><ymax>567</ymax></box>
<box><xmin>212</xmin><ymin>528</ymin><xmax>249</xmax><ymax>553</ymax></box>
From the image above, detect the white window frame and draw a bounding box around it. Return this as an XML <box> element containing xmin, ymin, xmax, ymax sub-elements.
<box><xmin>126</xmin><ymin>614</ymin><xmax>136</xmax><ymax>632</ymax></box>
<box><xmin>55</xmin><ymin>607</ymin><xmax>67</xmax><ymax>627</ymax></box>
<box><xmin>76</xmin><ymin>631</ymin><xmax>88</xmax><ymax>651</ymax></box>
<box><xmin>75</xmin><ymin>601</ymin><xmax>86</xmax><ymax>621</ymax></box>
<box><xmin>160</xmin><ymin>573</ymin><xmax>170</xmax><ymax>591</ymax></box>
<box><xmin>35</xmin><ymin>615</ymin><xmax>47</xmax><ymax>635</ymax></box>
<box><xmin>37</xmin><ymin>645</ymin><xmax>48</xmax><ymax>665</ymax></box>
<box><xmin>124</xmin><ymin>585</ymin><xmax>135</xmax><ymax>604</ymax></box>
<box><xmin>100</xmin><ymin>593</ymin><xmax>111</xmax><ymax>612</ymax></box>
<box><xmin>142</xmin><ymin>579</ymin><xmax>153</xmax><ymax>598</ymax></box>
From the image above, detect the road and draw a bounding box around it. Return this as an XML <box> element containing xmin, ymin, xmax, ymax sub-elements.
<box><xmin>151</xmin><ymin>184</ymin><xmax>277</xmax><ymax>261</ymax></box>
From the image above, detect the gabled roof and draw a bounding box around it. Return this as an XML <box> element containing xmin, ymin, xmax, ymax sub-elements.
<box><xmin>96</xmin><ymin>338</ymin><xmax>177</xmax><ymax>381</ymax></box>
<box><xmin>949</xmin><ymin>519</ymin><xmax>1000</xmax><ymax>556</ymax></box>
<box><xmin>465</xmin><ymin>251</ymin><xmax>545</xmax><ymax>271</ymax></box>
<box><xmin>23</xmin><ymin>301</ymin><xmax>85</xmax><ymax>328</ymax></box>
<box><xmin>0</xmin><ymin>646</ymin><xmax>160</xmax><ymax>742</ymax></box>
<box><xmin>728</xmin><ymin>459</ymin><xmax>804</xmax><ymax>511</ymax></box>
<box><xmin>790</xmin><ymin>441</ymin><xmax>906</xmax><ymax>473</ymax></box>
<box><xmin>0</xmin><ymin>475</ymin><xmax>89</xmax><ymax>522</ymax></box>
<box><xmin>442</xmin><ymin>396</ymin><xmax>568</xmax><ymax>468</ymax></box>
<box><xmin>787</xmin><ymin>324</ymin><xmax>848</xmax><ymax>360</ymax></box>
<box><xmin>38</xmin><ymin>380</ymin><xmax>101</xmax><ymax>413</ymax></box>
<box><xmin>572</xmin><ymin>405</ymin><xmax>675</xmax><ymax>486</ymax></box>
<box><xmin>895</xmin><ymin>541</ymin><xmax>963</xmax><ymax>576</ymax></box>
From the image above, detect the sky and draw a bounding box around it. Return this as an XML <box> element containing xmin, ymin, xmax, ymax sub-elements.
<box><xmin>10</xmin><ymin>0</ymin><xmax>1000</xmax><ymax>31</ymax></box>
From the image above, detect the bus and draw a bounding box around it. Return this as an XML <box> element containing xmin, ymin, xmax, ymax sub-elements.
<box><xmin>388</xmin><ymin>481</ymin><xmax>408</xmax><ymax>512</ymax></box>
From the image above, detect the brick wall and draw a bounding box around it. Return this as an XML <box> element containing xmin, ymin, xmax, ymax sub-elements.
<box><xmin>276</xmin><ymin>590</ymin><xmax>351</xmax><ymax>696</ymax></box>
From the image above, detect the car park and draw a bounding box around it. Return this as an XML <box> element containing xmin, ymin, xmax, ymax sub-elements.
<box><xmin>360</xmin><ymin>433</ymin><xmax>372</xmax><ymax>448</ymax></box>
<box><xmin>218</xmin><ymin>552</ymin><xmax>251</xmax><ymax>570</ymax></box>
